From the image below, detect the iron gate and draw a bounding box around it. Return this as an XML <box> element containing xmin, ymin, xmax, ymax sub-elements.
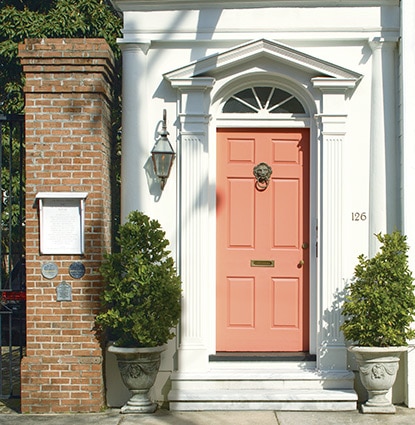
<box><xmin>0</xmin><ymin>114</ymin><xmax>25</xmax><ymax>400</ymax></box>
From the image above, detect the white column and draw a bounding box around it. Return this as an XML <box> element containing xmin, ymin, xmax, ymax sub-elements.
<box><xmin>169</xmin><ymin>78</ymin><xmax>215</xmax><ymax>372</ymax></box>
<box><xmin>313</xmin><ymin>79</ymin><xmax>357</xmax><ymax>370</ymax></box>
<box><xmin>118</xmin><ymin>41</ymin><xmax>151</xmax><ymax>222</ymax></box>
<box><xmin>368</xmin><ymin>38</ymin><xmax>399</xmax><ymax>256</ymax></box>
<box><xmin>401</xmin><ymin>0</ymin><xmax>415</xmax><ymax>408</ymax></box>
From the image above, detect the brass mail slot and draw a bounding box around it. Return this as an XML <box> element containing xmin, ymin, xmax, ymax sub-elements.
<box><xmin>250</xmin><ymin>260</ymin><xmax>275</xmax><ymax>267</ymax></box>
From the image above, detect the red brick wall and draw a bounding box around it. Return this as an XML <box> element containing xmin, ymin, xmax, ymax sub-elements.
<box><xmin>18</xmin><ymin>38</ymin><xmax>114</xmax><ymax>413</ymax></box>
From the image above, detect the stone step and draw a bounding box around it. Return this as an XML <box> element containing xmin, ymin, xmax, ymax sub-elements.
<box><xmin>209</xmin><ymin>360</ymin><xmax>317</xmax><ymax>370</ymax></box>
<box><xmin>169</xmin><ymin>367</ymin><xmax>357</xmax><ymax>411</ymax></box>
<box><xmin>170</xmin><ymin>369</ymin><xmax>356</xmax><ymax>391</ymax></box>
<box><xmin>168</xmin><ymin>388</ymin><xmax>358</xmax><ymax>411</ymax></box>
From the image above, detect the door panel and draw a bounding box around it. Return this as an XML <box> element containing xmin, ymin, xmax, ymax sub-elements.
<box><xmin>273</xmin><ymin>179</ymin><xmax>299</xmax><ymax>247</ymax></box>
<box><xmin>273</xmin><ymin>278</ymin><xmax>299</xmax><ymax>327</ymax></box>
<box><xmin>228</xmin><ymin>277</ymin><xmax>255</xmax><ymax>327</ymax></box>
<box><xmin>216</xmin><ymin>128</ymin><xmax>310</xmax><ymax>352</ymax></box>
<box><xmin>229</xmin><ymin>179</ymin><xmax>255</xmax><ymax>247</ymax></box>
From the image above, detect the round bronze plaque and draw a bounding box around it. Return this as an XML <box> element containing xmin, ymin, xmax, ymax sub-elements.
<box><xmin>69</xmin><ymin>262</ymin><xmax>86</xmax><ymax>279</ymax></box>
<box><xmin>41</xmin><ymin>262</ymin><xmax>58</xmax><ymax>279</ymax></box>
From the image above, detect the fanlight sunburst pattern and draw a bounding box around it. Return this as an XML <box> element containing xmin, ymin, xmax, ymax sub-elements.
<box><xmin>223</xmin><ymin>86</ymin><xmax>305</xmax><ymax>114</ymax></box>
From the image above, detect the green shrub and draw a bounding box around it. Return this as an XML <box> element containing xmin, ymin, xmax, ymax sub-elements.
<box><xmin>95</xmin><ymin>211</ymin><xmax>181</xmax><ymax>347</ymax></box>
<box><xmin>341</xmin><ymin>231</ymin><xmax>415</xmax><ymax>347</ymax></box>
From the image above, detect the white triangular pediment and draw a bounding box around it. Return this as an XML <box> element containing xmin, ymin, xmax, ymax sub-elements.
<box><xmin>164</xmin><ymin>38</ymin><xmax>362</xmax><ymax>83</ymax></box>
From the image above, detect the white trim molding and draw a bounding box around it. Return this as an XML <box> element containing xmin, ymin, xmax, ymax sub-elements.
<box><xmin>112</xmin><ymin>1</ymin><xmax>399</xmax><ymax>13</ymax></box>
<box><xmin>165</xmin><ymin>39</ymin><xmax>362</xmax><ymax>81</ymax></box>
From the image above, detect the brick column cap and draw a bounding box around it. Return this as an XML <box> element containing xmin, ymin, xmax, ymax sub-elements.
<box><xmin>18</xmin><ymin>38</ymin><xmax>115</xmax><ymax>98</ymax></box>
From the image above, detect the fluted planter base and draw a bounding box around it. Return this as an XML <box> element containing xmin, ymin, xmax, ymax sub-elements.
<box><xmin>120</xmin><ymin>391</ymin><xmax>157</xmax><ymax>414</ymax></box>
<box><xmin>348</xmin><ymin>346</ymin><xmax>406</xmax><ymax>414</ymax></box>
<box><xmin>108</xmin><ymin>345</ymin><xmax>166</xmax><ymax>414</ymax></box>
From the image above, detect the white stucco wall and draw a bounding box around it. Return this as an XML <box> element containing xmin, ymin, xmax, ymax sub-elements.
<box><xmin>111</xmin><ymin>0</ymin><xmax>407</xmax><ymax>407</ymax></box>
<box><xmin>401</xmin><ymin>0</ymin><xmax>415</xmax><ymax>408</ymax></box>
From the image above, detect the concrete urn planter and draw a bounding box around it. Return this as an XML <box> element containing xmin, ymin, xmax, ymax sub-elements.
<box><xmin>109</xmin><ymin>345</ymin><xmax>166</xmax><ymax>413</ymax></box>
<box><xmin>348</xmin><ymin>346</ymin><xmax>406</xmax><ymax>414</ymax></box>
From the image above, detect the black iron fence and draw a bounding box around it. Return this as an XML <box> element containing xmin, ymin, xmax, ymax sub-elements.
<box><xmin>0</xmin><ymin>114</ymin><xmax>25</xmax><ymax>399</ymax></box>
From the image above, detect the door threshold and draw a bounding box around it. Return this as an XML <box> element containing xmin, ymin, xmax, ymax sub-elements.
<box><xmin>209</xmin><ymin>352</ymin><xmax>316</xmax><ymax>362</ymax></box>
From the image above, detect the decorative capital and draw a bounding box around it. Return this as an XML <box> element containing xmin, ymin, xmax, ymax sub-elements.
<box><xmin>167</xmin><ymin>77</ymin><xmax>215</xmax><ymax>91</ymax></box>
<box><xmin>369</xmin><ymin>37</ymin><xmax>398</xmax><ymax>53</ymax></box>
<box><xmin>118</xmin><ymin>40</ymin><xmax>152</xmax><ymax>55</ymax></box>
<box><xmin>312</xmin><ymin>78</ymin><xmax>360</xmax><ymax>93</ymax></box>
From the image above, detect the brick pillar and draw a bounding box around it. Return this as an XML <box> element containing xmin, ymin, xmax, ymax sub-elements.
<box><xmin>18</xmin><ymin>39</ymin><xmax>114</xmax><ymax>413</ymax></box>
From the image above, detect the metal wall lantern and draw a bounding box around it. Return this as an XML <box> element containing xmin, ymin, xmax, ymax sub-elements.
<box><xmin>151</xmin><ymin>109</ymin><xmax>175</xmax><ymax>190</ymax></box>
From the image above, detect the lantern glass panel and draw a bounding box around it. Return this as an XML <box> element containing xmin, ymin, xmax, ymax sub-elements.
<box><xmin>152</xmin><ymin>152</ymin><xmax>174</xmax><ymax>178</ymax></box>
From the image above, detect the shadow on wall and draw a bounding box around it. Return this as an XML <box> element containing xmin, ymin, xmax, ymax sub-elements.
<box><xmin>144</xmin><ymin>156</ymin><xmax>163</xmax><ymax>201</ymax></box>
<box><xmin>105</xmin><ymin>347</ymin><xmax>130</xmax><ymax>407</ymax></box>
<box><xmin>191</xmin><ymin>8</ymin><xmax>223</xmax><ymax>61</ymax></box>
<box><xmin>320</xmin><ymin>285</ymin><xmax>347</xmax><ymax>363</ymax></box>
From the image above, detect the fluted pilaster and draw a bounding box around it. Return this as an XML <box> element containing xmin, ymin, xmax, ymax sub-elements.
<box><xmin>169</xmin><ymin>78</ymin><xmax>215</xmax><ymax>371</ymax></box>
<box><xmin>313</xmin><ymin>78</ymin><xmax>358</xmax><ymax>370</ymax></box>
<box><xmin>316</xmin><ymin>116</ymin><xmax>347</xmax><ymax>370</ymax></box>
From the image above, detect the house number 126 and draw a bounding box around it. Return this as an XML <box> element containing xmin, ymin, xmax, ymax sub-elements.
<box><xmin>352</xmin><ymin>212</ymin><xmax>367</xmax><ymax>221</ymax></box>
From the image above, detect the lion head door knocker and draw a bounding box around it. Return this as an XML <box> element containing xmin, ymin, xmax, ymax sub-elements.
<box><xmin>253</xmin><ymin>162</ymin><xmax>273</xmax><ymax>191</ymax></box>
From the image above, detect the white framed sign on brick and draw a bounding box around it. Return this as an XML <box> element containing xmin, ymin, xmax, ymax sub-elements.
<box><xmin>35</xmin><ymin>192</ymin><xmax>88</xmax><ymax>255</ymax></box>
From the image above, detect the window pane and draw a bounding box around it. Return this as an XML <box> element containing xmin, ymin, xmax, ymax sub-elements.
<box><xmin>223</xmin><ymin>97</ymin><xmax>257</xmax><ymax>113</ymax></box>
<box><xmin>255</xmin><ymin>87</ymin><xmax>273</xmax><ymax>108</ymax></box>
<box><xmin>269</xmin><ymin>88</ymin><xmax>292</xmax><ymax>107</ymax></box>
<box><xmin>271</xmin><ymin>97</ymin><xmax>305</xmax><ymax>114</ymax></box>
<box><xmin>235</xmin><ymin>88</ymin><xmax>258</xmax><ymax>108</ymax></box>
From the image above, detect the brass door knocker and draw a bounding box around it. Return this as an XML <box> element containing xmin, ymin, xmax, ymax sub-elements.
<box><xmin>253</xmin><ymin>162</ymin><xmax>272</xmax><ymax>191</ymax></box>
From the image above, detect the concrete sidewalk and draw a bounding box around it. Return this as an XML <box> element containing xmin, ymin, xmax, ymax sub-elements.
<box><xmin>0</xmin><ymin>407</ymin><xmax>415</xmax><ymax>425</ymax></box>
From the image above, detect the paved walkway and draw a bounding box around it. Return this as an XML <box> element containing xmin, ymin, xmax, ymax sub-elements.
<box><xmin>0</xmin><ymin>406</ymin><xmax>415</xmax><ymax>425</ymax></box>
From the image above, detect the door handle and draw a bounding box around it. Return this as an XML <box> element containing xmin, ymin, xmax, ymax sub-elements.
<box><xmin>298</xmin><ymin>260</ymin><xmax>305</xmax><ymax>268</ymax></box>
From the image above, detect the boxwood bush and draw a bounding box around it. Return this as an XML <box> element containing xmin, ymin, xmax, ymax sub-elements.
<box><xmin>341</xmin><ymin>231</ymin><xmax>415</xmax><ymax>347</ymax></box>
<box><xmin>95</xmin><ymin>211</ymin><xmax>181</xmax><ymax>347</ymax></box>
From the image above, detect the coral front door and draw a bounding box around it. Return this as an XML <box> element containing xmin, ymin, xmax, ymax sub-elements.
<box><xmin>216</xmin><ymin>128</ymin><xmax>310</xmax><ymax>352</ymax></box>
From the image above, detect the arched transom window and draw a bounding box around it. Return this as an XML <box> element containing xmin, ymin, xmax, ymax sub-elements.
<box><xmin>223</xmin><ymin>86</ymin><xmax>305</xmax><ymax>114</ymax></box>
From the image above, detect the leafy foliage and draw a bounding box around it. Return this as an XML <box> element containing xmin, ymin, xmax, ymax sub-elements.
<box><xmin>0</xmin><ymin>116</ymin><xmax>24</xmax><ymax>287</ymax></box>
<box><xmin>95</xmin><ymin>211</ymin><xmax>182</xmax><ymax>347</ymax></box>
<box><xmin>0</xmin><ymin>0</ymin><xmax>123</xmax><ymax>248</ymax></box>
<box><xmin>341</xmin><ymin>231</ymin><xmax>415</xmax><ymax>347</ymax></box>
<box><xmin>0</xmin><ymin>0</ymin><xmax>122</xmax><ymax>113</ymax></box>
